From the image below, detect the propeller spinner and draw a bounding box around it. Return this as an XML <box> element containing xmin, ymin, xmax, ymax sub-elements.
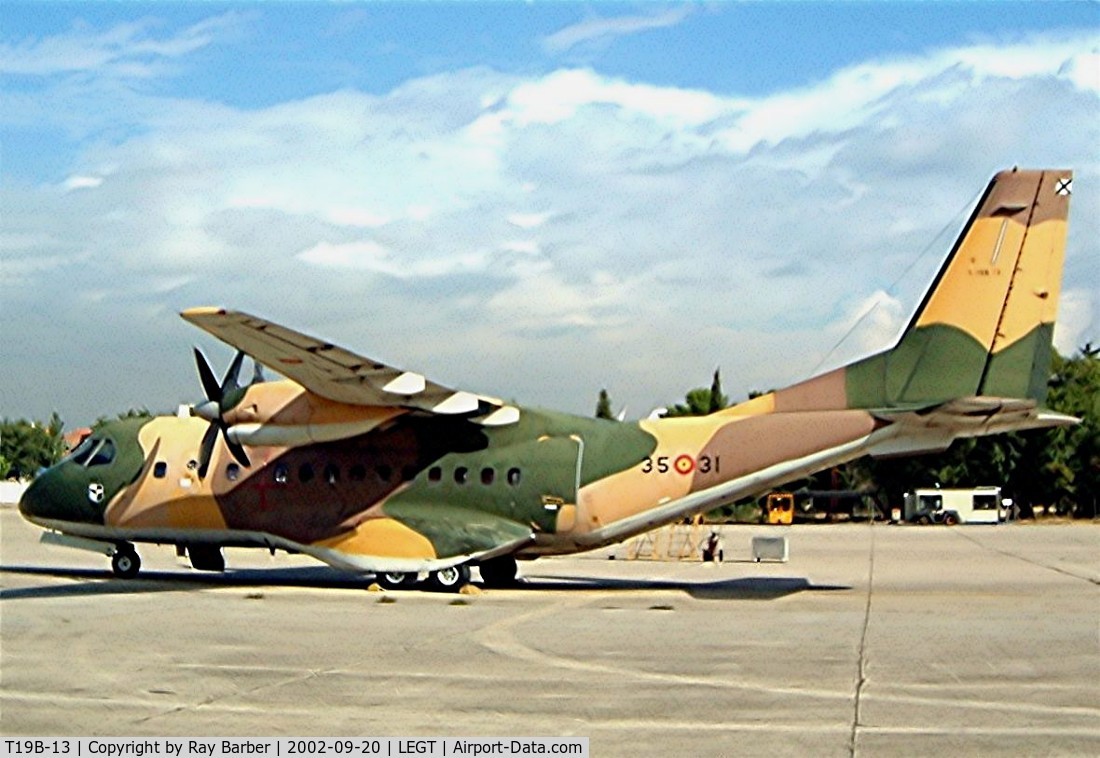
<box><xmin>191</xmin><ymin>348</ymin><xmax>252</xmax><ymax>478</ymax></box>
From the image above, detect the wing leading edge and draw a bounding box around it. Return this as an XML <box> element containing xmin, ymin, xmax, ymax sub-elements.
<box><xmin>182</xmin><ymin>308</ymin><xmax>519</xmax><ymax>426</ymax></box>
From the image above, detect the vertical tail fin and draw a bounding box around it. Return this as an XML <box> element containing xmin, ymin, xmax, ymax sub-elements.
<box><xmin>759</xmin><ymin>169</ymin><xmax>1072</xmax><ymax>415</ymax></box>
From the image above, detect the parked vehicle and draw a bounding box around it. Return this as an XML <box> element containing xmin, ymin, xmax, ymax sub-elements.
<box><xmin>904</xmin><ymin>487</ymin><xmax>1005</xmax><ymax>525</ymax></box>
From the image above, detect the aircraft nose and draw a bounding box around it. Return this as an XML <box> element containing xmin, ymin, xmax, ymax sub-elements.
<box><xmin>18</xmin><ymin>418</ymin><xmax>149</xmax><ymax>527</ymax></box>
<box><xmin>18</xmin><ymin>465</ymin><xmax>94</xmax><ymax>524</ymax></box>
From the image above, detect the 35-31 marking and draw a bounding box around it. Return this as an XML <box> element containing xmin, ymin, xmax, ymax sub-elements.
<box><xmin>641</xmin><ymin>455</ymin><xmax>720</xmax><ymax>475</ymax></box>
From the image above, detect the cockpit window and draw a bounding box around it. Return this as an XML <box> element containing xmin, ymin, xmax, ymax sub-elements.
<box><xmin>68</xmin><ymin>437</ymin><xmax>97</xmax><ymax>466</ymax></box>
<box><xmin>68</xmin><ymin>438</ymin><xmax>116</xmax><ymax>468</ymax></box>
<box><xmin>88</xmin><ymin>439</ymin><xmax>116</xmax><ymax>467</ymax></box>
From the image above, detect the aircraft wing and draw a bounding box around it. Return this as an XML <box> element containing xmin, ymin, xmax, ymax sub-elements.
<box><xmin>182</xmin><ymin>308</ymin><xmax>519</xmax><ymax>426</ymax></box>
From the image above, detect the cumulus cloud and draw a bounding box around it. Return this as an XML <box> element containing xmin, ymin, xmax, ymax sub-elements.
<box><xmin>3</xmin><ymin>20</ymin><xmax>1097</xmax><ymax>424</ymax></box>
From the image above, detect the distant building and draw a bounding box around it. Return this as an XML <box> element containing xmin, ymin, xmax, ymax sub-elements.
<box><xmin>63</xmin><ymin>428</ymin><xmax>93</xmax><ymax>452</ymax></box>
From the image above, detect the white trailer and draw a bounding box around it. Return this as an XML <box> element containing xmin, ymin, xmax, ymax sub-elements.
<box><xmin>903</xmin><ymin>487</ymin><xmax>1005</xmax><ymax>524</ymax></box>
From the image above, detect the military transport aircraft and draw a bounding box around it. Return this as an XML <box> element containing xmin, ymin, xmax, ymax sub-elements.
<box><xmin>19</xmin><ymin>169</ymin><xmax>1076</xmax><ymax>591</ymax></box>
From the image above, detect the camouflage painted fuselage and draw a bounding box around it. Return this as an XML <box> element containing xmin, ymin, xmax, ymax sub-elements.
<box><xmin>20</xmin><ymin>386</ymin><xmax>887</xmax><ymax>572</ymax></box>
<box><xmin>19</xmin><ymin>169</ymin><xmax>1076</xmax><ymax>577</ymax></box>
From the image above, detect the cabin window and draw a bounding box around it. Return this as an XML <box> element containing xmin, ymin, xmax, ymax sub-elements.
<box><xmin>454</xmin><ymin>466</ymin><xmax>469</xmax><ymax>485</ymax></box>
<box><xmin>299</xmin><ymin>463</ymin><xmax>315</xmax><ymax>483</ymax></box>
<box><xmin>324</xmin><ymin>464</ymin><xmax>339</xmax><ymax>485</ymax></box>
<box><xmin>376</xmin><ymin>464</ymin><xmax>393</xmax><ymax>482</ymax></box>
<box><xmin>349</xmin><ymin>464</ymin><xmax>366</xmax><ymax>482</ymax></box>
<box><xmin>226</xmin><ymin>463</ymin><xmax>240</xmax><ymax>481</ymax></box>
<box><xmin>153</xmin><ymin>461</ymin><xmax>168</xmax><ymax>479</ymax></box>
<box><xmin>428</xmin><ymin>466</ymin><xmax>442</xmax><ymax>484</ymax></box>
<box><xmin>507</xmin><ymin>467</ymin><xmax>522</xmax><ymax>487</ymax></box>
<box><xmin>274</xmin><ymin>464</ymin><xmax>289</xmax><ymax>484</ymax></box>
<box><xmin>481</xmin><ymin>467</ymin><xmax>495</xmax><ymax>485</ymax></box>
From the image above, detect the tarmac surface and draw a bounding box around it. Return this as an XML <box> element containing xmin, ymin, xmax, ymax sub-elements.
<box><xmin>2</xmin><ymin>506</ymin><xmax>1098</xmax><ymax>757</ymax></box>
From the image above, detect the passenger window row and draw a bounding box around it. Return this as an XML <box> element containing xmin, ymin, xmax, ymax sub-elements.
<box><xmin>268</xmin><ymin>461</ymin><xmax>419</xmax><ymax>485</ymax></box>
<box><xmin>149</xmin><ymin>460</ymin><xmax>523</xmax><ymax>488</ymax></box>
<box><xmin>427</xmin><ymin>465</ymin><xmax>522</xmax><ymax>487</ymax></box>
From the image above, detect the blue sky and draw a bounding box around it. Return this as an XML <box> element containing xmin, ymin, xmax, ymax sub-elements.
<box><xmin>2</xmin><ymin>2</ymin><xmax>1098</xmax><ymax>426</ymax></box>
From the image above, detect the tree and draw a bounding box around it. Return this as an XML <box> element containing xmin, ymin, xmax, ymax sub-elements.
<box><xmin>1</xmin><ymin>413</ymin><xmax>65</xmax><ymax>480</ymax></box>
<box><xmin>666</xmin><ymin>369</ymin><xmax>729</xmax><ymax>417</ymax></box>
<box><xmin>93</xmin><ymin>407</ymin><xmax>153</xmax><ymax>429</ymax></box>
<box><xmin>708</xmin><ymin>369</ymin><xmax>729</xmax><ymax>413</ymax></box>
<box><xmin>595</xmin><ymin>389</ymin><xmax>615</xmax><ymax>420</ymax></box>
<box><xmin>1039</xmin><ymin>348</ymin><xmax>1100</xmax><ymax>516</ymax></box>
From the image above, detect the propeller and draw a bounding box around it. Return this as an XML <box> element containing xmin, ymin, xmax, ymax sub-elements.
<box><xmin>192</xmin><ymin>348</ymin><xmax>252</xmax><ymax>479</ymax></box>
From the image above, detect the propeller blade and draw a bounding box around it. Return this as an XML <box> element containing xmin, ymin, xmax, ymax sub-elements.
<box><xmin>222</xmin><ymin>350</ymin><xmax>246</xmax><ymax>393</ymax></box>
<box><xmin>196</xmin><ymin>422</ymin><xmax>219</xmax><ymax>479</ymax></box>
<box><xmin>194</xmin><ymin>348</ymin><xmax>222</xmax><ymax>402</ymax></box>
<box><xmin>193</xmin><ymin>348</ymin><xmax>254</xmax><ymax>479</ymax></box>
<box><xmin>224</xmin><ymin>435</ymin><xmax>251</xmax><ymax>469</ymax></box>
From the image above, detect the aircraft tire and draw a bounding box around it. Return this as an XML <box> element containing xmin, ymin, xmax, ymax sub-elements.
<box><xmin>426</xmin><ymin>564</ymin><xmax>471</xmax><ymax>592</ymax></box>
<box><xmin>187</xmin><ymin>544</ymin><xmax>226</xmax><ymax>572</ymax></box>
<box><xmin>111</xmin><ymin>545</ymin><xmax>141</xmax><ymax>579</ymax></box>
<box><xmin>478</xmin><ymin>556</ymin><xmax>518</xmax><ymax>587</ymax></box>
<box><xmin>375</xmin><ymin>572</ymin><xmax>416</xmax><ymax>590</ymax></box>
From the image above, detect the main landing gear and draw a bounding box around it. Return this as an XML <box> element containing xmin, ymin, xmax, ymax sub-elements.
<box><xmin>425</xmin><ymin>564</ymin><xmax>472</xmax><ymax>592</ymax></box>
<box><xmin>373</xmin><ymin>556</ymin><xmax>521</xmax><ymax>593</ymax></box>
<box><xmin>375</xmin><ymin>571</ymin><xmax>419</xmax><ymax>591</ymax></box>
<box><xmin>373</xmin><ymin>564</ymin><xmax>478</xmax><ymax>593</ymax></box>
<box><xmin>110</xmin><ymin>543</ymin><xmax>141</xmax><ymax>578</ymax></box>
<box><xmin>477</xmin><ymin>555</ymin><xmax>519</xmax><ymax>588</ymax></box>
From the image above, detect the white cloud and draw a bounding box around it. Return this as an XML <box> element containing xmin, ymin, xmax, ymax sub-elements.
<box><xmin>507</xmin><ymin>212</ymin><xmax>552</xmax><ymax>230</ymax></box>
<box><xmin>297</xmin><ymin>240</ymin><xmax>491</xmax><ymax>279</ymax></box>
<box><xmin>62</xmin><ymin>175</ymin><xmax>103</xmax><ymax>191</ymax></box>
<box><xmin>542</xmin><ymin>7</ymin><xmax>693</xmax><ymax>54</ymax></box>
<box><xmin>0</xmin><ymin>13</ymin><xmax>243</xmax><ymax>77</ymax></box>
<box><xmin>500</xmin><ymin>240</ymin><xmax>540</xmax><ymax>256</ymax></box>
<box><xmin>494</xmin><ymin>68</ymin><xmax>727</xmax><ymax>129</ymax></box>
<box><xmin>1054</xmin><ymin>288</ymin><xmax>1096</xmax><ymax>356</ymax></box>
<box><xmin>4</xmin><ymin>21</ymin><xmax>1097</xmax><ymax>425</ymax></box>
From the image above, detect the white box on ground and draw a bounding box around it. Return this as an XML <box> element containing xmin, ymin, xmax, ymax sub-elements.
<box><xmin>753</xmin><ymin>534</ymin><xmax>789</xmax><ymax>562</ymax></box>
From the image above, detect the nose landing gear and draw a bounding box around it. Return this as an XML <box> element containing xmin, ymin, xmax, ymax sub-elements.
<box><xmin>110</xmin><ymin>543</ymin><xmax>141</xmax><ymax>578</ymax></box>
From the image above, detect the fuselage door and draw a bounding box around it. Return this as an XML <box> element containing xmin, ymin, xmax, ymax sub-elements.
<box><xmin>500</xmin><ymin>435</ymin><xmax>583</xmax><ymax>535</ymax></box>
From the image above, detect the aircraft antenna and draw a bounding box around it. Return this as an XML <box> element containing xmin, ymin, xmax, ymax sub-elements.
<box><xmin>808</xmin><ymin>185</ymin><xmax>982</xmax><ymax>376</ymax></box>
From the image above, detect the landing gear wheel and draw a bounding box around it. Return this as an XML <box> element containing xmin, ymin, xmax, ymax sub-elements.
<box><xmin>375</xmin><ymin>572</ymin><xmax>416</xmax><ymax>590</ymax></box>
<box><xmin>111</xmin><ymin>545</ymin><xmax>141</xmax><ymax>578</ymax></box>
<box><xmin>186</xmin><ymin>544</ymin><xmax>225</xmax><ymax>572</ymax></box>
<box><xmin>426</xmin><ymin>564</ymin><xmax>471</xmax><ymax>592</ymax></box>
<box><xmin>478</xmin><ymin>556</ymin><xmax>518</xmax><ymax>587</ymax></box>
